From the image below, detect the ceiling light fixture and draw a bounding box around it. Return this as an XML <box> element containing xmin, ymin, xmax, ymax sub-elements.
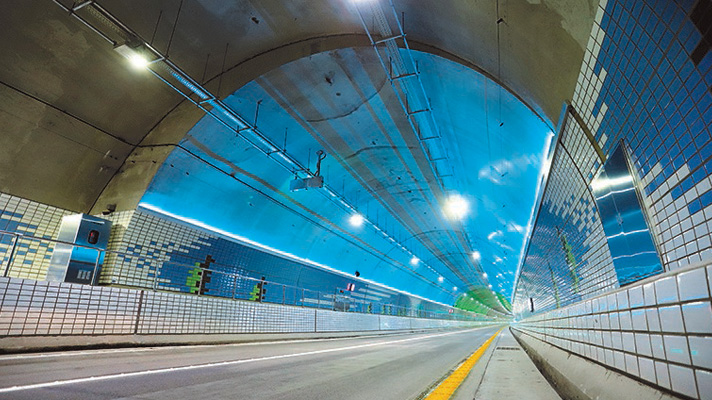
<box><xmin>438</xmin><ymin>276</ymin><xmax>444</xmax><ymax>283</ymax></box>
<box><xmin>443</xmin><ymin>194</ymin><xmax>469</xmax><ymax>220</ymax></box>
<box><xmin>348</xmin><ymin>214</ymin><xmax>365</xmax><ymax>227</ymax></box>
<box><xmin>410</xmin><ymin>257</ymin><xmax>419</xmax><ymax>266</ymax></box>
<box><xmin>472</xmin><ymin>250</ymin><xmax>481</xmax><ymax>261</ymax></box>
<box><xmin>114</xmin><ymin>43</ymin><xmax>149</xmax><ymax>70</ymax></box>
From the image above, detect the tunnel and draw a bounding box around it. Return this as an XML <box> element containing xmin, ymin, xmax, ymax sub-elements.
<box><xmin>0</xmin><ymin>0</ymin><xmax>710</xmax><ymax>399</ymax></box>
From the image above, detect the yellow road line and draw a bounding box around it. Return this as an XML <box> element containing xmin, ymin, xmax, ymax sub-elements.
<box><xmin>425</xmin><ymin>327</ymin><xmax>504</xmax><ymax>400</ymax></box>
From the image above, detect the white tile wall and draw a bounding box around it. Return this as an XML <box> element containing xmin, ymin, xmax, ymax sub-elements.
<box><xmin>513</xmin><ymin>261</ymin><xmax>712</xmax><ymax>400</ymax></box>
<box><xmin>0</xmin><ymin>276</ymin><xmax>488</xmax><ymax>337</ymax></box>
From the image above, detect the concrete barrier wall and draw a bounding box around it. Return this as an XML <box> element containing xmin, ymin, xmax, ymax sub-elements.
<box><xmin>513</xmin><ymin>260</ymin><xmax>712</xmax><ymax>400</ymax></box>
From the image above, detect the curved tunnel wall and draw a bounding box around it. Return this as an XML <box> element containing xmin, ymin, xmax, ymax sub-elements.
<box><xmin>514</xmin><ymin>0</ymin><xmax>712</xmax><ymax>317</ymax></box>
<box><xmin>139</xmin><ymin>48</ymin><xmax>551</xmax><ymax>309</ymax></box>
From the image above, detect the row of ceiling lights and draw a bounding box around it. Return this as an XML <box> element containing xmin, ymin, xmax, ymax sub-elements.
<box><xmin>60</xmin><ymin>0</ymin><xmax>502</xmax><ymax>307</ymax></box>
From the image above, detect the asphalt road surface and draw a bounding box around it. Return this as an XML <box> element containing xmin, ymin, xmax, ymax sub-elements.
<box><xmin>0</xmin><ymin>326</ymin><xmax>501</xmax><ymax>400</ymax></box>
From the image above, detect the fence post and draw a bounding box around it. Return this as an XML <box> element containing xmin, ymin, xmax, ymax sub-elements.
<box><xmin>152</xmin><ymin>262</ymin><xmax>161</xmax><ymax>291</ymax></box>
<box><xmin>91</xmin><ymin>249</ymin><xmax>102</xmax><ymax>285</ymax></box>
<box><xmin>3</xmin><ymin>235</ymin><xmax>19</xmax><ymax>277</ymax></box>
<box><xmin>134</xmin><ymin>290</ymin><xmax>144</xmax><ymax>334</ymax></box>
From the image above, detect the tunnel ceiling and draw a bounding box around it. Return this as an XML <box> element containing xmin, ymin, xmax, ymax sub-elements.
<box><xmin>0</xmin><ymin>0</ymin><xmax>599</xmax><ymax>308</ymax></box>
<box><xmin>140</xmin><ymin>47</ymin><xmax>552</xmax><ymax>306</ymax></box>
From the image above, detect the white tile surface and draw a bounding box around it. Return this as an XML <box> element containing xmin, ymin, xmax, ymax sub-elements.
<box><xmin>631</xmin><ymin>309</ymin><xmax>647</xmax><ymax>331</ymax></box>
<box><xmin>645</xmin><ymin>308</ymin><xmax>661</xmax><ymax>331</ymax></box>
<box><xmin>655</xmin><ymin>276</ymin><xmax>679</xmax><ymax>304</ymax></box>
<box><xmin>611</xmin><ymin>331</ymin><xmax>623</xmax><ymax>350</ymax></box>
<box><xmin>659</xmin><ymin>305</ymin><xmax>685</xmax><ymax>333</ymax></box>
<box><xmin>688</xmin><ymin>336</ymin><xmax>712</xmax><ymax>369</ymax></box>
<box><xmin>663</xmin><ymin>335</ymin><xmax>691</xmax><ymax>364</ymax></box>
<box><xmin>610</xmin><ymin>312</ymin><xmax>620</xmax><ymax>329</ymax></box>
<box><xmin>655</xmin><ymin>361</ymin><xmax>671</xmax><ymax>389</ymax></box>
<box><xmin>616</xmin><ymin>291</ymin><xmax>630</xmax><ymax>310</ymax></box>
<box><xmin>634</xmin><ymin>333</ymin><xmax>652</xmax><ymax>357</ymax></box>
<box><xmin>638</xmin><ymin>356</ymin><xmax>656</xmax><ymax>383</ymax></box>
<box><xmin>668</xmin><ymin>364</ymin><xmax>698</xmax><ymax>399</ymax></box>
<box><xmin>622</xmin><ymin>332</ymin><xmax>636</xmax><ymax>352</ymax></box>
<box><xmin>681</xmin><ymin>301</ymin><xmax>712</xmax><ymax>333</ymax></box>
<box><xmin>619</xmin><ymin>310</ymin><xmax>633</xmax><ymax>330</ymax></box>
<box><xmin>677</xmin><ymin>268</ymin><xmax>710</xmax><ymax>301</ymax></box>
<box><xmin>696</xmin><ymin>369</ymin><xmax>712</xmax><ymax>400</ymax></box>
<box><xmin>624</xmin><ymin>353</ymin><xmax>639</xmax><ymax>376</ymax></box>
<box><xmin>628</xmin><ymin>286</ymin><xmax>644</xmax><ymax>308</ymax></box>
<box><xmin>651</xmin><ymin>334</ymin><xmax>666</xmax><ymax>359</ymax></box>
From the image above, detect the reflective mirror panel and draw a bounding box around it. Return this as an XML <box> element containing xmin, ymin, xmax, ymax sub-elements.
<box><xmin>591</xmin><ymin>144</ymin><xmax>663</xmax><ymax>285</ymax></box>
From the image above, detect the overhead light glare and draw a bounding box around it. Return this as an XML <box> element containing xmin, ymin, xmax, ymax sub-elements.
<box><xmin>128</xmin><ymin>53</ymin><xmax>149</xmax><ymax>69</ymax></box>
<box><xmin>349</xmin><ymin>214</ymin><xmax>365</xmax><ymax>227</ymax></box>
<box><xmin>410</xmin><ymin>257</ymin><xmax>419</xmax><ymax>266</ymax></box>
<box><xmin>443</xmin><ymin>194</ymin><xmax>469</xmax><ymax>220</ymax></box>
<box><xmin>483</xmin><ymin>272</ymin><xmax>488</xmax><ymax>278</ymax></box>
<box><xmin>472</xmin><ymin>250</ymin><xmax>481</xmax><ymax>261</ymax></box>
<box><xmin>438</xmin><ymin>276</ymin><xmax>444</xmax><ymax>283</ymax></box>
<box><xmin>114</xmin><ymin>43</ymin><xmax>149</xmax><ymax>70</ymax></box>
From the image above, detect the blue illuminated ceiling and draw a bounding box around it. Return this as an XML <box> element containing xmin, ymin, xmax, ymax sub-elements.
<box><xmin>140</xmin><ymin>47</ymin><xmax>552</xmax><ymax>309</ymax></box>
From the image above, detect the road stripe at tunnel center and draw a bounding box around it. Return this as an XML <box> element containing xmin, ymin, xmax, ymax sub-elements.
<box><xmin>425</xmin><ymin>328</ymin><xmax>503</xmax><ymax>400</ymax></box>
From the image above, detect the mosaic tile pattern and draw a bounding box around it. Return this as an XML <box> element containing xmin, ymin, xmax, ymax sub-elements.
<box><xmin>0</xmin><ymin>193</ymin><xmax>72</xmax><ymax>280</ymax></box>
<box><xmin>513</xmin><ymin>261</ymin><xmax>712</xmax><ymax>400</ymax></box>
<box><xmin>514</xmin><ymin>0</ymin><xmax>712</xmax><ymax>316</ymax></box>
<box><xmin>100</xmin><ymin>209</ymin><xmax>468</xmax><ymax>316</ymax></box>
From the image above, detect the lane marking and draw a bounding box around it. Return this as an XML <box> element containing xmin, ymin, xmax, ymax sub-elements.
<box><xmin>0</xmin><ymin>327</ymin><xmax>495</xmax><ymax>393</ymax></box>
<box><xmin>0</xmin><ymin>328</ymin><xmax>495</xmax><ymax>361</ymax></box>
<box><xmin>424</xmin><ymin>328</ymin><xmax>503</xmax><ymax>400</ymax></box>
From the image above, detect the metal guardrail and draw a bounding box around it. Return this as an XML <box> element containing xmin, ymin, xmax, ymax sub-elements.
<box><xmin>0</xmin><ymin>229</ymin><xmax>492</xmax><ymax>321</ymax></box>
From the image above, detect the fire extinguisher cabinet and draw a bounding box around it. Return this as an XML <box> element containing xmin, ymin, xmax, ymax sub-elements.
<box><xmin>46</xmin><ymin>214</ymin><xmax>112</xmax><ymax>285</ymax></box>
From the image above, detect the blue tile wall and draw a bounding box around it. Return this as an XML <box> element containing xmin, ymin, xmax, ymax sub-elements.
<box><xmin>101</xmin><ymin>209</ymin><xmax>456</xmax><ymax>315</ymax></box>
<box><xmin>515</xmin><ymin>0</ymin><xmax>712</xmax><ymax>318</ymax></box>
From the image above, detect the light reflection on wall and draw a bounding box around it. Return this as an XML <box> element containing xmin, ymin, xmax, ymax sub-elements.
<box><xmin>591</xmin><ymin>144</ymin><xmax>663</xmax><ymax>285</ymax></box>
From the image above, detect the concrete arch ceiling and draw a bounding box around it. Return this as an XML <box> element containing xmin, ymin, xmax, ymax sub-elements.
<box><xmin>0</xmin><ymin>0</ymin><xmax>597</xmax><ymax>307</ymax></box>
<box><xmin>140</xmin><ymin>46</ymin><xmax>552</xmax><ymax>309</ymax></box>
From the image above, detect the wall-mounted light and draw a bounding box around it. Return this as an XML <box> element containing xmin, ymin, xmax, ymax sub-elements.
<box><xmin>349</xmin><ymin>214</ymin><xmax>365</xmax><ymax>227</ymax></box>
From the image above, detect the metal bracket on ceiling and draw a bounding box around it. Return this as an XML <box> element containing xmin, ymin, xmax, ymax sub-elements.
<box><xmin>354</xmin><ymin>0</ymin><xmax>481</xmax><ymax>282</ymax></box>
<box><xmin>372</xmin><ymin>34</ymin><xmax>405</xmax><ymax>45</ymax></box>
<box><xmin>391</xmin><ymin>72</ymin><xmax>417</xmax><ymax>81</ymax></box>
<box><xmin>51</xmin><ymin>0</ymin><xmax>456</xmax><ymax>295</ymax></box>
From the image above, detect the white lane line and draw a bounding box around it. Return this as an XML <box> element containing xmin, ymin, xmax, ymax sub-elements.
<box><xmin>0</xmin><ymin>328</ymin><xmax>492</xmax><ymax>393</ymax></box>
<box><xmin>0</xmin><ymin>327</ymin><xmax>492</xmax><ymax>361</ymax></box>
<box><xmin>0</xmin><ymin>335</ymin><xmax>389</xmax><ymax>361</ymax></box>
